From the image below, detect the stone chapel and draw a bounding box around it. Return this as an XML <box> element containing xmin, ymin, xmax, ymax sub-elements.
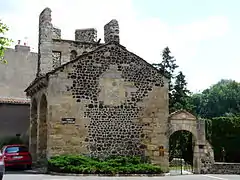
<box><xmin>25</xmin><ymin>8</ymin><xmax>214</xmax><ymax>174</ymax></box>
<box><xmin>25</xmin><ymin>7</ymin><xmax>169</xmax><ymax>167</ymax></box>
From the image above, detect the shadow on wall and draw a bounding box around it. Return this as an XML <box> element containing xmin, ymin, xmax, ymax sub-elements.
<box><xmin>0</xmin><ymin>134</ymin><xmax>29</xmax><ymax>149</ymax></box>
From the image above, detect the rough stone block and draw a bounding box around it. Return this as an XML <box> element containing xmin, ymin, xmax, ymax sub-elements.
<box><xmin>75</xmin><ymin>28</ymin><xmax>97</xmax><ymax>42</ymax></box>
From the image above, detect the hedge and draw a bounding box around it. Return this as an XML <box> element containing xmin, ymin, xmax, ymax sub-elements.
<box><xmin>205</xmin><ymin>116</ymin><xmax>240</xmax><ymax>162</ymax></box>
<box><xmin>48</xmin><ymin>155</ymin><xmax>164</xmax><ymax>174</ymax></box>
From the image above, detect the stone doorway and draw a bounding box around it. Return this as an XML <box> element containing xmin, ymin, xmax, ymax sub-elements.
<box><xmin>30</xmin><ymin>99</ymin><xmax>38</xmax><ymax>163</ymax></box>
<box><xmin>37</xmin><ymin>94</ymin><xmax>48</xmax><ymax>162</ymax></box>
<box><xmin>167</xmin><ymin>110</ymin><xmax>208</xmax><ymax>174</ymax></box>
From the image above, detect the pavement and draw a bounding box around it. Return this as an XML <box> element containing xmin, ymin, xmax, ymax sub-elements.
<box><xmin>2</xmin><ymin>173</ymin><xmax>240</xmax><ymax>180</ymax></box>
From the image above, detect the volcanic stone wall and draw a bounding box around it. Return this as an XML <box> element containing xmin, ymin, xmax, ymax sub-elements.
<box><xmin>66</xmin><ymin>44</ymin><xmax>164</xmax><ymax>157</ymax></box>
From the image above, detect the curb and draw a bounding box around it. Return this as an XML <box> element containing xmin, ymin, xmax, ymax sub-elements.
<box><xmin>49</xmin><ymin>171</ymin><xmax>167</xmax><ymax>177</ymax></box>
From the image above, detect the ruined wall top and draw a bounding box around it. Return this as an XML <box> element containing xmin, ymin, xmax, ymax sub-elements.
<box><xmin>39</xmin><ymin>7</ymin><xmax>52</xmax><ymax>31</ymax></box>
<box><xmin>104</xmin><ymin>19</ymin><xmax>120</xmax><ymax>44</ymax></box>
<box><xmin>38</xmin><ymin>8</ymin><xmax>120</xmax><ymax>44</ymax></box>
<box><xmin>75</xmin><ymin>28</ymin><xmax>97</xmax><ymax>43</ymax></box>
<box><xmin>53</xmin><ymin>27</ymin><xmax>61</xmax><ymax>39</ymax></box>
<box><xmin>36</xmin><ymin>7</ymin><xmax>121</xmax><ymax>77</ymax></box>
<box><xmin>37</xmin><ymin>7</ymin><xmax>53</xmax><ymax>77</ymax></box>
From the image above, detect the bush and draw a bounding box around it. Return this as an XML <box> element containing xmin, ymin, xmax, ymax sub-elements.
<box><xmin>48</xmin><ymin>155</ymin><xmax>163</xmax><ymax>174</ymax></box>
<box><xmin>205</xmin><ymin>116</ymin><xmax>240</xmax><ymax>162</ymax></box>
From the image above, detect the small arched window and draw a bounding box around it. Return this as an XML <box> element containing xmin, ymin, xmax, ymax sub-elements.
<box><xmin>70</xmin><ymin>50</ymin><xmax>77</xmax><ymax>60</ymax></box>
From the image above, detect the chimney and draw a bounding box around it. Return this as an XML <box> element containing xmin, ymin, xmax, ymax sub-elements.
<box><xmin>104</xmin><ymin>19</ymin><xmax>119</xmax><ymax>43</ymax></box>
<box><xmin>75</xmin><ymin>28</ymin><xmax>97</xmax><ymax>43</ymax></box>
<box><xmin>15</xmin><ymin>40</ymin><xmax>30</xmax><ymax>52</ymax></box>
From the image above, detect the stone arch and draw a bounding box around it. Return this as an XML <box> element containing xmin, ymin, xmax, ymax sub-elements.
<box><xmin>38</xmin><ymin>94</ymin><xmax>48</xmax><ymax>162</ymax></box>
<box><xmin>168</xmin><ymin>110</ymin><xmax>204</xmax><ymax>174</ymax></box>
<box><xmin>70</xmin><ymin>50</ymin><xmax>77</xmax><ymax>60</ymax></box>
<box><xmin>30</xmin><ymin>98</ymin><xmax>38</xmax><ymax>162</ymax></box>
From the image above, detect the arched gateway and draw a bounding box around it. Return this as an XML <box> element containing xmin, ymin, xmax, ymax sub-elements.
<box><xmin>167</xmin><ymin>110</ymin><xmax>214</xmax><ymax>174</ymax></box>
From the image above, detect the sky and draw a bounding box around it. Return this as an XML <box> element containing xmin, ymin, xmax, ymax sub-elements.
<box><xmin>0</xmin><ymin>0</ymin><xmax>239</xmax><ymax>92</ymax></box>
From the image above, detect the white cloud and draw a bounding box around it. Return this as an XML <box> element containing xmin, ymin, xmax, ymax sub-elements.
<box><xmin>0</xmin><ymin>0</ymin><xmax>229</xmax><ymax>91</ymax></box>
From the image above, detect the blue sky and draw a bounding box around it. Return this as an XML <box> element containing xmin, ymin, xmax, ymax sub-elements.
<box><xmin>0</xmin><ymin>0</ymin><xmax>239</xmax><ymax>92</ymax></box>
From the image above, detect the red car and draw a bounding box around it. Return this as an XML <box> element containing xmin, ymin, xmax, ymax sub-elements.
<box><xmin>1</xmin><ymin>144</ymin><xmax>32</xmax><ymax>169</ymax></box>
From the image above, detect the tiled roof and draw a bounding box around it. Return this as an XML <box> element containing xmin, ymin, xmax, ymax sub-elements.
<box><xmin>0</xmin><ymin>97</ymin><xmax>30</xmax><ymax>104</ymax></box>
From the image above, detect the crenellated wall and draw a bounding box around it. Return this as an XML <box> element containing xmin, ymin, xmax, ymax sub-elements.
<box><xmin>51</xmin><ymin>39</ymin><xmax>101</xmax><ymax>66</ymax></box>
<box><xmin>75</xmin><ymin>28</ymin><xmax>97</xmax><ymax>42</ymax></box>
<box><xmin>36</xmin><ymin>7</ymin><xmax>120</xmax><ymax>78</ymax></box>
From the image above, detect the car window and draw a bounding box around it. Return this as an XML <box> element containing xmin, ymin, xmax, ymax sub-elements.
<box><xmin>5</xmin><ymin>146</ymin><xmax>28</xmax><ymax>153</ymax></box>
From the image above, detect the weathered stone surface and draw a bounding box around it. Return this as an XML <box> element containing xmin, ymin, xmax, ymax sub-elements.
<box><xmin>209</xmin><ymin>162</ymin><xmax>240</xmax><ymax>174</ymax></box>
<box><xmin>37</xmin><ymin>7</ymin><xmax>53</xmax><ymax>76</ymax></box>
<box><xmin>53</xmin><ymin>27</ymin><xmax>61</xmax><ymax>39</ymax></box>
<box><xmin>199</xmin><ymin>141</ymin><xmax>215</xmax><ymax>174</ymax></box>
<box><xmin>104</xmin><ymin>19</ymin><xmax>119</xmax><ymax>43</ymax></box>
<box><xmin>168</xmin><ymin>110</ymin><xmax>214</xmax><ymax>174</ymax></box>
<box><xmin>75</xmin><ymin>28</ymin><xmax>97</xmax><ymax>42</ymax></box>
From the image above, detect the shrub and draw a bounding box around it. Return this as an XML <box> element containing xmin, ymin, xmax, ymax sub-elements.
<box><xmin>48</xmin><ymin>155</ymin><xmax>163</xmax><ymax>174</ymax></box>
<box><xmin>205</xmin><ymin>116</ymin><xmax>240</xmax><ymax>162</ymax></box>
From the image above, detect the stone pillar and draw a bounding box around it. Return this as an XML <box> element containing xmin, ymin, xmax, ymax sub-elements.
<box><xmin>104</xmin><ymin>19</ymin><xmax>119</xmax><ymax>43</ymax></box>
<box><xmin>193</xmin><ymin>143</ymin><xmax>201</xmax><ymax>174</ymax></box>
<box><xmin>75</xmin><ymin>28</ymin><xmax>97</xmax><ymax>42</ymax></box>
<box><xmin>197</xmin><ymin>119</ymin><xmax>206</xmax><ymax>144</ymax></box>
<box><xmin>37</xmin><ymin>7</ymin><xmax>53</xmax><ymax>77</ymax></box>
<box><xmin>52</xmin><ymin>27</ymin><xmax>61</xmax><ymax>39</ymax></box>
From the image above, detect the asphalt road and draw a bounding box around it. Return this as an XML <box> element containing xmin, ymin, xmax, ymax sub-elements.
<box><xmin>2</xmin><ymin>174</ymin><xmax>240</xmax><ymax>180</ymax></box>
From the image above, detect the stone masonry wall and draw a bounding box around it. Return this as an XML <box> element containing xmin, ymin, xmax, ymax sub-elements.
<box><xmin>53</xmin><ymin>27</ymin><xmax>61</xmax><ymax>39</ymax></box>
<box><xmin>46</xmin><ymin>43</ymin><xmax>169</xmax><ymax>167</ymax></box>
<box><xmin>209</xmin><ymin>162</ymin><xmax>240</xmax><ymax>174</ymax></box>
<box><xmin>37</xmin><ymin>7</ymin><xmax>53</xmax><ymax>76</ymax></box>
<box><xmin>52</xmin><ymin>39</ymin><xmax>101</xmax><ymax>66</ymax></box>
<box><xmin>75</xmin><ymin>29</ymin><xmax>97</xmax><ymax>42</ymax></box>
<box><xmin>104</xmin><ymin>20</ymin><xmax>119</xmax><ymax>43</ymax></box>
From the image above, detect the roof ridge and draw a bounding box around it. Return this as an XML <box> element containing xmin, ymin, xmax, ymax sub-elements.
<box><xmin>0</xmin><ymin>97</ymin><xmax>30</xmax><ymax>104</ymax></box>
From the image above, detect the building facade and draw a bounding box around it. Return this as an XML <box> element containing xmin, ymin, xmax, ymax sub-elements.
<box><xmin>0</xmin><ymin>44</ymin><xmax>37</xmax><ymax>140</ymax></box>
<box><xmin>25</xmin><ymin>7</ymin><xmax>170</xmax><ymax>168</ymax></box>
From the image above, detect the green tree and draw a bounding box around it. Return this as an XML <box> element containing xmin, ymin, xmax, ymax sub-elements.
<box><xmin>0</xmin><ymin>20</ymin><xmax>12</xmax><ymax>64</ymax></box>
<box><xmin>172</xmin><ymin>71</ymin><xmax>195</xmax><ymax>113</ymax></box>
<box><xmin>192</xmin><ymin>79</ymin><xmax>240</xmax><ymax>118</ymax></box>
<box><xmin>153</xmin><ymin>47</ymin><xmax>179</xmax><ymax>112</ymax></box>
